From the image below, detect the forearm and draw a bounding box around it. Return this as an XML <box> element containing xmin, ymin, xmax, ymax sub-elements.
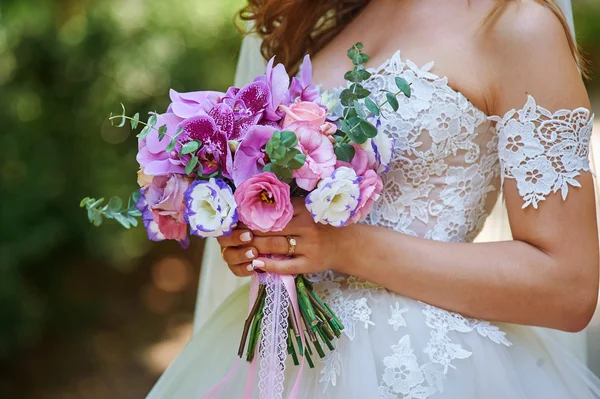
<box><xmin>335</xmin><ymin>223</ymin><xmax>595</xmax><ymax>331</ymax></box>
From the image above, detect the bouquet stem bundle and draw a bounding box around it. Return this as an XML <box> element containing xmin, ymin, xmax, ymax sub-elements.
<box><xmin>238</xmin><ymin>275</ymin><xmax>343</xmax><ymax>368</ymax></box>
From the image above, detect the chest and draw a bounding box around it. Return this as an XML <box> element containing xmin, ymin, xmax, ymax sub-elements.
<box><xmin>310</xmin><ymin>0</ymin><xmax>494</xmax><ymax>114</ymax></box>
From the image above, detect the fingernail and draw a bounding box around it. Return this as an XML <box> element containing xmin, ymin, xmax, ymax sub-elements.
<box><xmin>240</xmin><ymin>232</ymin><xmax>252</xmax><ymax>242</ymax></box>
<box><xmin>252</xmin><ymin>259</ymin><xmax>265</xmax><ymax>269</ymax></box>
<box><xmin>246</xmin><ymin>264</ymin><xmax>254</xmax><ymax>272</ymax></box>
<box><xmin>245</xmin><ymin>249</ymin><xmax>255</xmax><ymax>259</ymax></box>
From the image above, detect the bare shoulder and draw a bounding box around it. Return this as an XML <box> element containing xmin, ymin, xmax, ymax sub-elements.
<box><xmin>480</xmin><ymin>0</ymin><xmax>588</xmax><ymax>114</ymax></box>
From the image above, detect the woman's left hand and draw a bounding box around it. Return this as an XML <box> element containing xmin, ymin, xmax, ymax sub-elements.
<box><xmin>249</xmin><ymin>197</ymin><xmax>348</xmax><ymax>275</ymax></box>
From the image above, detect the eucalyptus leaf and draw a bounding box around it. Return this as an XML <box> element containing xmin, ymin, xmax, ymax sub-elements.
<box><xmin>335</xmin><ymin>142</ymin><xmax>356</xmax><ymax>162</ymax></box>
<box><xmin>353</xmin><ymin>100</ymin><xmax>366</xmax><ymax>119</ymax></box>
<box><xmin>280</xmin><ymin>130</ymin><xmax>298</xmax><ymax>148</ymax></box>
<box><xmin>340</xmin><ymin>89</ymin><xmax>357</xmax><ymax>106</ymax></box>
<box><xmin>107</xmin><ymin>196</ymin><xmax>123</xmax><ymax>213</ymax></box>
<box><xmin>117</xmin><ymin>103</ymin><xmax>126</xmax><ymax>127</ymax></box>
<box><xmin>165</xmin><ymin>138</ymin><xmax>177</xmax><ymax>153</ymax></box>
<box><xmin>386</xmin><ymin>92</ymin><xmax>399</xmax><ymax>112</ymax></box>
<box><xmin>113</xmin><ymin>213</ymin><xmax>131</xmax><ymax>229</ymax></box>
<box><xmin>174</xmin><ymin>126</ymin><xmax>184</xmax><ymax>137</ymax></box>
<box><xmin>136</xmin><ymin>125</ymin><xmax>151</xmax><ymax>139</ymax></box>
<box><xmin>181</xmin><ymin>140</ymin><xmax>200</xmax><ymax>155</ymax></box>
<box><xmin>395</xmin><ymin>77</ymin><xmax>411</xmax><ymax>98</ymax></box>
<box><xmin>359</xmin><ymin>119</ymin><xmax>378</xmax><ymax>138</ymax></box>
<box><xmin>131</xmin><ymin>112</ymin><xmax>140</xmax><ymax>129</ymax></box>
<box><xmin>148</xmin><ymin>113</ymin><xmax>158</xmax><ymax>127</ymax></box>
<box><xmin>158</xmin><ymin>125</ymin><xmax>167</xmax><ymax>141</ymax></box>
<box><xmin>289</xmin><ymin>153</ymin><xmax>306</xmax><ymax>170</ymax></box>
<box><xmin>185</xmin><ymin>155</ymin><xmax>198</xmax><ymax>175</ymax></box>
<box><xmin>364</xmin><ymin>97</ymin><xmax>380</xmax><ymax>117</ymax></box>
<box><xmin>350</xmin><ymin>83</ymin><xmax>371</xmax><ymax>99</ymax></box>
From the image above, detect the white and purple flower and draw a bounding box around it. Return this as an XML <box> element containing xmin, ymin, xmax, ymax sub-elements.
<box><xmin>184</xmin><ymin>178</ymin><xmax>238</xmax><ymax>238</ymax></box>
<box><xmin>305</xmin><ymin>166</ymin><xmax>362</xmax><ymax>227</ymax></box>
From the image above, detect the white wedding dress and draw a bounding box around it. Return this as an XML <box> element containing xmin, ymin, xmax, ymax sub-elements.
<box><xmin>146</xmin><ymin>41</ymin><xmax>600</xmax><ymax>397</ymax></box>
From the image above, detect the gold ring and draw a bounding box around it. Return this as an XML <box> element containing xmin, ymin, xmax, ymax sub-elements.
<box><xmin>221</xmin><ymin>246</ymin><xmax>228</xmax><ymax>261</ymax></box>
<box><xmin>286</xmin><ymin>236</ymin><xmax>297</xmax><ymax>257</ymax></box>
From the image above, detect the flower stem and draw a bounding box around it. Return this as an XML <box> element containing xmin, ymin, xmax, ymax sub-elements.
<box><xmin>238</xmin><ymin>284</ymin><xmax>266</xmax><ymax>358</ymax></box>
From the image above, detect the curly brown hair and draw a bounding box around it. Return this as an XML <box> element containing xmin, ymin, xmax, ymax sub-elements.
<box><xmin>238</xmin><ymin>0</ymin><xmax>587</xmax><ymax>77</ymax></box>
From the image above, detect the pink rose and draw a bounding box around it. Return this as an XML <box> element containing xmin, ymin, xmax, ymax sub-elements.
<box><xmin>347</xmin><ymin>169</ymin><xmax>383</xmax><ymax>224</ymax></box>
<box><xmin>234</xmin><ymin>172</ymin><xmax>294</xmax><ymax>232</ymax></box>
<box><xmin>280</xmin><ymin>100</ymin><xmax>327</xmax><ymax>129</ymax></box>
<box><xmin>335</xmin><ymin>143</ymin><xmax>369</xmax><ymax>177</ymax></box>
<box><xmin>289</xmin><ymin>122</ymin><xmax>336</xmax><ymax>191</ymax></box>
<box><xmin>138</xmin><ymin>174</ymin><xmax>191</xmax><ymax>245</ymax></box>
<box><xmin>320</xmin><ymin>121</ymin><xmax>337</xmax><ymax>136</ymax></box>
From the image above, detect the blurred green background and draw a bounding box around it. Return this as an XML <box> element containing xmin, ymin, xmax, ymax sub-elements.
<box><xmin>0</xmin><ymin>0</ymin><xmax>599</xmax><ymax>398</ymax></box>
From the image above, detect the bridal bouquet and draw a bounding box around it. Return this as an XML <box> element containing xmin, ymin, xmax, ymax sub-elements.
<box><xmin>81</xmin><ymin>43</ymin><xmax>410</xmax><ymax>396</ymax></box>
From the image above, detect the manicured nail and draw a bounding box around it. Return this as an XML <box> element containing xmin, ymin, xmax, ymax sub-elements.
<box><xmin>246</xmin><ymin>264</ymin><xmax>254</xmax><ymax>272</ymax></box>
<box><xmin>245</xmin><ymin>249</ymin><xmax>255</xmax><ymax>259</ymax></box>
<box><xmin>252</xmin><ymin>259</ymin><xmax>266</xmax><ymax>269</ymax></box>
<box><xmin>240</xmin><ymin>232</ymin><xmax>252</xmax><ymax>242</ymax></box>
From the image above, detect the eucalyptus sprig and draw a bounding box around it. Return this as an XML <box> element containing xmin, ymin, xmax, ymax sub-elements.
<box><xmin>80</xmin><ymin>191</ymin><xmax>142</xmax><ymax>229</ymax></box>
<box><xmin>109</xmin><ymin>104</ymin><xmax>202</xmax><ymax>175</ymax></box>
<box><xmin>333</xmin><ymin>43</ymin><xmax>412</xmax><ymax>162</ymax></box>
<box><xmin>262</xmin><ymin>130</ymin><xmax>306</xmax><ymax>182</ymax></box>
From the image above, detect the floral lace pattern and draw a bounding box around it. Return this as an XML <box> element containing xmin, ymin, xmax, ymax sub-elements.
<box><xmin>314</xmin><ymin>51</ymin><xmax>593</xmax><ymax>398</ymax></box>
<box><xmin>490</xmin><ymin>95</ymin><xmax>594</xmax><ymax>208</ymax></box>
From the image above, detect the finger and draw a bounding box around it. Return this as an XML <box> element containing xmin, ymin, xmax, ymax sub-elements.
<box><xmin>217</xmin><ymin>229</ymin><xmax>253</xmax><ymax>247</ymax></box>
<box><xmin>229</xmin><ymin>263</ymin><xmax>255</xmax><ymax>277</ymax></box>
<box><xmin>222</xmin><ymin>245</ymin><xmax>258</xmax><ymax>265</ymax></box>
<box><xmin>251</xmin><ymin>256</ymin><xmax>306</xmax><ymax>275</ymax></box>
<box><xmin>252</xmin><ymin>236</ymin><xmax>290</xmax><ymax>255</ymax></box>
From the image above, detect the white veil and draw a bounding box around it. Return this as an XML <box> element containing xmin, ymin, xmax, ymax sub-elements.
<box><xmin>193</xmin><ymin>0</ymin><xmax>590</xmax><ymax>364</ymax></box>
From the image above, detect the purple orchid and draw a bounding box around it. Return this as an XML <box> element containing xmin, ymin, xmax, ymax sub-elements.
<box><xmin>178</xmin><ymin>115</ymin><xmax>230</xmax><ymax>176</ymax></box>
<box><xmin>254</xmin><ymin>57</ymin><xmax>290</xmax><ymax>121</ymax></box>
<box><xmin>168</xmin><ymin>89</ymin><xmax>222</xmax><ymax>119</ymax></box>
<box><xmin>289</xmin><ymin>55</ymin><xmax>321</xmax><ymax>104</ymax></box>
<box><xmin>231</xmin><ymin>125</ymin><xmax>276</xmax><ymax>186</ymax></box>
<box><xmin>137</xmin><ymin>112</ymin><xmax>185</xmax><ymax>176</ymax></box>
<box><xmin>222</xmin><ymin>81</ymin><xmax>271</xmax><ymax>140</ymax></box>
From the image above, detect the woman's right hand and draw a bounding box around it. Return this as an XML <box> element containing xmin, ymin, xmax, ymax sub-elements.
<box><xmin>216</xmin><ymin>227</ymin><xmax>292</xmax><ymax>277</ymax></box>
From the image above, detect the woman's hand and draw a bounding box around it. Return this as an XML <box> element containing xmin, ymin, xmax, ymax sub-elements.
<box><xmin>249</xmin><ymin>197</ymin><xmax>348</xmax><ymax>275</ymax></box>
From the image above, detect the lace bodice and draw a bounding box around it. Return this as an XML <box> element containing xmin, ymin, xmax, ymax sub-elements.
<box><xmin>327</xmin><ymin>51</ymin><xmax>594</xmax><ymax>243</ymax></box>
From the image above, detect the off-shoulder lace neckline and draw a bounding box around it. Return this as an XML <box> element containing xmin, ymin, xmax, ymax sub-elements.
<box><xmin>323</xmin><ymin>49</ymin><xmax>593</xmax><ymax>121</ymax></box>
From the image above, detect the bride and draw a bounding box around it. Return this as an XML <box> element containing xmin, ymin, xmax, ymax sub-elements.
<box><xmin>148</xmin><ymin>0</ymin><xmax>600</xmax><ymax>397</ymax></box>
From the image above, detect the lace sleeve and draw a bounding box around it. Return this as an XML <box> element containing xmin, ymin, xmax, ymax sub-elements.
<box><xmin>489</xmin><ymin>95</ymin><xmax>594</xmax><ymax>209</ymax></box>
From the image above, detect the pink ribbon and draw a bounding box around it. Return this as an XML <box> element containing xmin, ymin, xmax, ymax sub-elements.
<box><xmin>202</xmin><ymin>273</ymin><xmax>305</xmax><ymax>399</ymax></box>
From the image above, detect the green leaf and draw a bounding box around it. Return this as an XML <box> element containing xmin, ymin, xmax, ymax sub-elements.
<box><xmin>89</xmin><ymin>198</ymin><xmax>104</xmax><ymax>209</ymax></box>
<box><xmin>352</xmin><ymin>53</ymin><xmax>363</xmax><ymax>66</ymax></box>
<box><xmin>148</xmin><ymin>113</ymin><xmax>158</xmax><ymax>127</ymax></box>
<box><xmin>335</xmin><ymin>142</ymin><xmax>356</xmax><ymax>162</ymax></box>
<box><xmin>357</xmin><ymin>68</ymin><xmax>372</xmax><ymax>81</ymax></box>
<box><xmin>181</xmin><ymin>140</ymin><xmax>200</xmax><ymax>155</ymax></box>
<box><xmin>158</xmin><ymin>124</ymin><xmax>167</xmax><ymax>141</ymax></box>
<box><xmin>288</xmin><ymin>153</ymin><xmax>306</xmax><ymax>170</ymax></box>
<box><xmin>360</xmin><ymin>53</ymin><xmax>369</xmax><ymax>64</ymax></box>
<box><xmin>359</xmin><ymin>119</ymin><xmax>378</xmax><ymax>138</ymax></box>
<box><xmin>364</xmin><ymin>97</ymin><xmax>380</xmax><ymax>117</ymax></box>
<box><xmin>340</xmin><ymin>89</ymin><xmax>357</xmax><ymax>107</ymax></box>
<box><xmin>280</xmin><ymin>130</ymin><xmax>298</xmax><ymax>148</ymax></box>
<box><xmin>92</xmin><ymin>212</ymin><xmax>103</xmax><ymax>227</ymax></box>
<box><xmin>130</xmin><ymin>190</ymin><xmax>141</xmax><ymax>205</ymax></box>
<box><xmin>165</xmin><ymin>138</ymin><xmax>177</xmax><ymax>153</ymax></box>
<box><xmin>80</xmin><ymin>197</ymin><xmax>91</xmax><ymax>207</ymax></box>
<box><xmin>174</xmin><ymin>127</ymin><xmax>184</xmax><ymax>137</ymax></box>
<box><xmin>347</xmin><ymin>48</ymin><xmax>357</xmax><ymax>60</ymax></box>
<box><xmin>395</xmin><ymin>77</ymin><xmax>411</xmax><ymax>98</ymax></box>
<box><xmin>117</xmin><ymin>103</ymin><xmax>126</xmax><ymax>127</ymax></box>
<box><xmin>185</xmin><ymin>155</ymin><xmax>198</xmax><ymax>175</ymax></box>
<box><xmin>113</xmin><ymin>213</ymin><xmax>131</xmax><ymax>229</ymax></box>
<box><xmin>136</xmin><ymin>125</ymin><xmax>151</xmax><ymax>139</ymax></box>
<box><xmin>107</xmin><ymin>196</ymin><xmax>123</xmax><ymax>213</ymax></box>
<box><xmin>350</xmin><ymin>83</ymin><xmax>370</xmax><ymax>99</ymax></box>
<box><xmin>263</xmin><ymin>163</ymin><xmax>293</xmax><ymax>181</ymax></box>
<box><xmin>386</xmin><ymin>92</ymin><xmax>399</xmax><ymax>112</ymax></box>
<box><xmin>355</xmin><ymin>42</ymin><xmax>364</xmax><ymax>50</ymax></box>
<box><xmin>131</xmin><ymin>112</ymin><xmax>140</xmax><ymax>129</ymax></box>
<box><xmin>353</xmin><ymin>100</ymin><xmax>366</xmax><ymax>119</ymax></box>
<box><xmin>345</xmin><ymin>117</ymin><xmax>368</xmax><ymax>144</ymax></box>
<box><xmin>127</xmin><ymin>215</ymin><xmax>139</xmax><ymax>227</ymax></box>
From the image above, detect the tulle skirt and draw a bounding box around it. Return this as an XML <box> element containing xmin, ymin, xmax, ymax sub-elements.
<box><xmin>146</xmin><ymin>273</ymin><xmax>600</xmax><ymax>398</ymax></box>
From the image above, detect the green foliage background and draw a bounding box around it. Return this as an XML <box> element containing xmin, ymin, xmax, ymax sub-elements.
<box><xmin>0</xmin><ymin>0</ymin><xmax>599</xmax><ymax>396</ymax></box>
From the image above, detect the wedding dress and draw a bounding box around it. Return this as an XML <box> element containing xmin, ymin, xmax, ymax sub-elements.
<box><xmin>147</xmin><ymin>41</ymin><xmax>600</xmax><ymax>397</ymax></box>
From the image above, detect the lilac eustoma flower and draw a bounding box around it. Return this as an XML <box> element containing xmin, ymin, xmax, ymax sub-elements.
<box><xmin>137</xmin><ymin>112</ymin><xmax>185</xmax><ymax>176</ymax></box>
<box><xmin>222</xmin><ymin>81</ymin><xmax>270</xmax><ymax>140</ymax></box>
<box><xmin>289</xmin><ymin>55</ymin><xmax>322</xmax><ymax>104</ymax></box>
<box><xmin>254</xmin><ymin>57</ymin><xmax>290</xmax><ymax>121</ymax></box>
<box><xmin>168</xmin><ymin>89</ymin><xmax>223</xmax><ymax>119</ymax></box>
<box><xmin>184</xmin><ymin>178</ymin><xmax>238</xmax><ymax>238</ymax></box>
<box><xmin>231</xmin><ymin>125</ymin><xmax>275</xmax><ymax>187</ymax></box>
